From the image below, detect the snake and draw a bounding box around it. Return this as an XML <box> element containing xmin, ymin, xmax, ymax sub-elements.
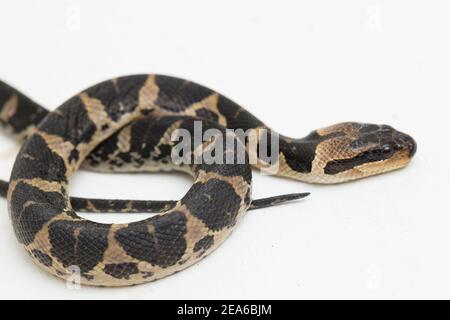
<box><xmin>0</xmin><ymin>74</ymin><xmax>417</xmax><ymax>287</ymax></box>
<box><xmin>0</xmin><ymin>80</ymin><xmax>306</xmax><ymax>213</ymax></box>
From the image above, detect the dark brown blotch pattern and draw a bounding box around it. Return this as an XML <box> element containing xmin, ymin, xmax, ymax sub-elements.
<box><xmin>10</xmin><ymin>134</ymin><xmax>68</xmax><ymax>183</ymax></box>
<box><xmin>115</xmin><ymin>211</ymin><xmax>188</xmax><ymax>268</ymax></box>
<box><xmin>181</xmin><ymin>179</ymin><xmax>242</xmax><ymax>231</ymax></box>
<box><xmin>10</xmin><ymin>182</ymin><xmax>67</xmax><ymax>245</ymax></box>
<box><xmin>48</xmin><ymin>220</ymin><xmax>111</xmax><ymax>276</ymax></box>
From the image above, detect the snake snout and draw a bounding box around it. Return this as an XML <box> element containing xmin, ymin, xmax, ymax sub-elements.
<box><xmin>406</xmin><ymin>135</ymin><xmax>417</xmax><ymax>158</ymax></box>
<box><xmin>396</xmin><ymin>131</ymin><xmax>417</xmax><ymax>159</ymax></box>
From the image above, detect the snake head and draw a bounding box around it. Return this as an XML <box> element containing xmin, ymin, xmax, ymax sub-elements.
<box><xmin>318</xmin><ymin>122</ymin><xmax>417</xmax><ymax>182</ymax></box>
<box><xmin>281</xmin><ymin>122</ymin><xmax>417</xmax><ymax>184</ymax></box>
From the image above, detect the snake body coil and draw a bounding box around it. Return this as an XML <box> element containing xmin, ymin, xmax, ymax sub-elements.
<box><xmin>0</xmin><ymin>79</ymin><xmax>305</xmax><ymax>212</ymax></box>
<box><xmin>2</xmin><ymin>75</ymin><xmax>416</xmax><ymax>286</ymax></box>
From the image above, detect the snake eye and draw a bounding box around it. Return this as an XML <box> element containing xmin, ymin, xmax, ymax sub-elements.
<box><xmin>382</xmin><ymin>145</ymin><xmax>393</xmax><ymax>155</ymax></box>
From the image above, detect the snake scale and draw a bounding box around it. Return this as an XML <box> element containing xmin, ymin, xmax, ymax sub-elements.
<box><xmin>0</xmin><ymin>74</ymin><xmax>416</xmax><ymax>286</ymax></box>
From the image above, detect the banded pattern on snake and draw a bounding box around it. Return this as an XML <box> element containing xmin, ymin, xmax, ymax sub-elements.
<box><xmin>0</xmin><ymin>75</ymin><xmax>416</xmax><ymax>286</ymax></box>
<box><xmin>0</xmin><ymin>80</ymin><xmax>306</xmax><ymax>212</ymax></box>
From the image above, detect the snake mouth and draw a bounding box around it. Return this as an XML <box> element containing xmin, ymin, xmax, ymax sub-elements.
<box><xmin>323</xmin><ymin>131</ymin><xmax>416</xmax><ymax>176</ymax></box>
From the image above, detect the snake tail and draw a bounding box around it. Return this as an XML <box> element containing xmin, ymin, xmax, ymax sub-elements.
<box><xmin>1</xmin><ymin>179</ymin><xmax>308</xmax><ymax>213</ymax></box>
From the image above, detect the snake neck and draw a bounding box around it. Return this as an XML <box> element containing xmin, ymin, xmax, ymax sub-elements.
<box><xmin>277</xmin><ymin>135</ymin><xmax>322</xmax><ymax>175</ymax></box>
<box><xmin>247</xmin><ymin>127</ymin><xmax>319</xmax><ymax>176</ymax></box>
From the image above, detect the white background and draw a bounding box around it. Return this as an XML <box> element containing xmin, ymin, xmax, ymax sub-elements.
<box><xmin>0</xmin><ymin>0</ymin><xmax>448</xmax><ymax>300</ymax></box>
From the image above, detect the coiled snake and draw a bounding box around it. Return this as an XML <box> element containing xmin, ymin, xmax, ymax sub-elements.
<box><xmin>0</xmin><ymin>75</ymin><xmax>416</xmax><ymax>286</ymax></box>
